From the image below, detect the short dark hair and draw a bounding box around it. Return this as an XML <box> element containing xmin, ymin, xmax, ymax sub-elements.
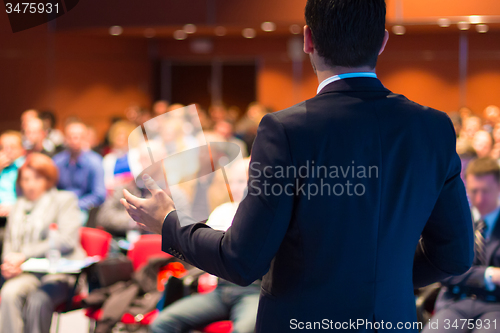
<box><xmin>305</xmin><ymin>0</ymin><xmax>386</xmax><ymax>69</ymax></box>
<box><xmin>466</xmin><ymin>157</ymin><xmax>500</xmax><ymax>183</ymax></box>
<box><xmin>39</xmin><ymin>110</ymin><xmax>57</xmax><ymax>128</ymax></box>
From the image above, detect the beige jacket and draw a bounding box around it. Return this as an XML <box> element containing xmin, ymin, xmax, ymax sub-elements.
<box><xmin>2</xmin><ymin>188</ymin><xmax>86</xmax><ymax>261</ymax></box>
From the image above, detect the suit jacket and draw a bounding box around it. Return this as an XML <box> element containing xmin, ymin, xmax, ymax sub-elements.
<box><xmin>161</xmin><ymin>77</ymin><xmax>474</xmax><ymax>332</ymax></box>
<box><xmin>436</xmin><ymin>211</ymin><xmax>500</xmax><ymax>306</ymax></box>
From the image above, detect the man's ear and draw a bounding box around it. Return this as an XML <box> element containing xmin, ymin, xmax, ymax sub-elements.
<box><xmin>378</xmin><ymin>29</ymin><xmax>390</xmax><ymax>55</ymax></box>
<box><xmin>303</xmin><ymin>25</ymin><xmax>314</xmax><ymax>54</ymax></box>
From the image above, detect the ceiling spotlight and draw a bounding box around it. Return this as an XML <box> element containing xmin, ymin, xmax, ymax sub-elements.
<box><xmin>261</xmin><ymin>22</ymin><xmax>276</xmax><ymax>32</ymax></box>
<box><xmin>215</xmin><ymin>26</ymin><xmax>226</xmax><ymax>36</ymax></box>
<box><xmin>437</xmin><ymin>18</ymin><xmax>451</xmax><ymax>28</ymax></box>
<box><xmin>289</xmin><ymin>24</ymin><xmax>302</xmax><ymax>34</ymax></box>
<box><xmin>174</xmin><ymin>30</ymin><xmax>187</xmax><ymax>40</ymax></box>
<box><xmin>242</xmin><ymin>28</ymin><xmax>256</xmax><ymax>39</ymax></box>
<box><xmin>144</xmin><ymin>28</ymin><xmax>156</xmax><ymax>38</ymax></box>
<box><xmin>476</xmin><ymin>24</ymin><xmax>489</xmax><ymax>33</ymax></box>
<box><xmin>469</xmin><ymin>15</ymin><xmax>483</xmax><ymax>24</ymax></box>
<box><xmin>109</xmin><ymin>26</ymin><xmax>123</xmax><ymax>36</ymax></box>
<box><xmin>457</xmin><ymin>21</ymin><xmax>470</xmax><ymax>30</ymax></box>
<box><xmin>392</xmin><ymin>25</ymin><xmax>406</xmax><ymax>35</ymax></box>
<box><xmin>184</xmin><ymin>24</ymin><xmax>197</xmax><ymax>34</ymax></box>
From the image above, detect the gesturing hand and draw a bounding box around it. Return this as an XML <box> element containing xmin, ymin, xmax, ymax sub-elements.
<box><xmin>120</xmin><ymin>174</ymin><xmax>175</xmax><ymax>234</ymax></box>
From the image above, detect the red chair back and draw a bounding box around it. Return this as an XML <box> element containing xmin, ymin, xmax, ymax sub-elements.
<box><xmin>197</xmin><ymin>273</ymin><xmax>218</xmax><ymax>294</ymax></box>
<box><xmin>80</xmin><ymin>227</ymin><xmax>112</xmax><ymax>258</ymax></box>
<box><xmin>127</xmin><ymin>234</ymin><xmax>171</xmax><ymax>270</ymax></box>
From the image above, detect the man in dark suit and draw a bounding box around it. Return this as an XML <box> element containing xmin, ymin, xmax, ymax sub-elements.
<box><xmin>422</xmin><ymin>157</ymin><xmax>500</xmax><ymax>332</ymax></box>
<box><xmin>122</xmin><ymin>0</ymin><xmax>474</xmax><ymax>332</ymax></box>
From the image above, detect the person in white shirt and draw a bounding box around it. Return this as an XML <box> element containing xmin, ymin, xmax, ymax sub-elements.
<box><xmin>150</xmin><ymin>158</ymin><xmax>261</xmax><ymax>333</ymax></box>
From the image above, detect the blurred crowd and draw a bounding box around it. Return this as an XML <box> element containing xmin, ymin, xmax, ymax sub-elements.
<box><xmin>1</xmin><ymin>100</ymin><xmax>499</xmax><ymax>333</ymax></box>
<box><xmin>451</xmin><ymin>105</ymin><xmax>500</xmax><ymax>181</ymax></box>
<box><xmin>0</xmin><ymin>100</ymin><xmax>271</xmax><ymax>333</ymax></box>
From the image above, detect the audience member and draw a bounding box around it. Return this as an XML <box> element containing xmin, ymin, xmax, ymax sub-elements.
<box><xmin>422</xmin><ymin>157</ymin><xmax>500</xmax><ymax>332</ymax></box>
<box><xmin>150</xmin><ymin>158</ymin><xmax>260</xmax><ymax>333</ymax></box>
<box><xmin>459</xmin><ymin>106</ymin><xmax>473</xmax><ymax>122</ymax></box>
<box><xmin>153</xmin><ymin>100</ymin><xmax>169</xmax><ymax>116</ymax></box>
<box><xmin>39</xmin><ymin>110</ymin><xmax>64</xmax><ymax>149</ymax></box>
<box><xmin>92</xmin><ymin>116</ymin><xmax>124</xmax><ymax>156</ymax></box>
<box><xmin>471</xmin><ymin>130</ymin><xmax>493</xmax><ymax>158</ymax></box>
<box><xmin>23</xmin><ymin>118</ymin><xmax>61</xmax><ymax>157</ymax></box>
<box><xmin>197</xmin><ymin>105</ymin><xmax>214</xmax><ymax>130</ymax></box>
<box><xmin>168</xmin><ymin>103</ymin><xmax>186</xmax><ymax>112</ymax></box>
<box><xmin>208</xmin><ymin>104</ymin><xmax>227</xmax><ymax>124</ymax></box>
<box><xmin>227</xmin><ymin>105</ymin><xmax>241</xmax><ymax>124</ymax></box>
<box><xmin>125</xmin><ymin>105</ymin><xmax>151</xmax><ymax>127</ymax></box>
<box><xmin>0</xmin><ymin>153</ymin><xmax>86</xmax><ymax>333</ymax></box>
<box><xmin>214</xmin><ymin>120</ymin><xmax>249</xmax><ymax>157</ymax></box>
<box><xmin>20</xmin><ymin>109</ymin><xmax>39</xmax><ymax>148</ymax></box>
<box><xmin>458</xmin><ymin>116</ymin><xmax>482</xmax><ymax>148</ymax></box>
<box><xmin>0</xmin><ymin>131</ymin><xmax>26</xmax><ymax>217</ymax></box>
<box><xmin>235</xmin><ymin>102</ymin><xmax>269</xmax><ymax>153</ymax></box>
<box><xmin>457</xmin><ymin>144</ymin><xmax>478</xmax><ymax>185</ymax></box>
<box><xmin>483</xmin><ymin>105</ymin><xmax>500</xmax><ymax>133</ymax></box>
<box><xmin>52</xmin><ymin>120</ymin><xmax>106</xmax><ymax>223</ymax></box>
<box><xmin>102</xmin><ymin>120</ymin><xmax>141</xmax><ymax>195</ymax></box>
<box><xmin>448</xmin><ymin>112</ymin><xmax>462</xmax><ymax>138</ymax></box>
<box><xmin>490</xmin><ymin>122</ymin><xmax>500</xmax><ymax>160</ymax></box>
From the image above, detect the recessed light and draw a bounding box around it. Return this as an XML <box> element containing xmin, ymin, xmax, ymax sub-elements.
<box><xmin>437</xmin><ymin>18</ymin><xmax>451</xmax><ymax>28</ymax></box>
<box><xmin>289</xmin><ymin>24</ymin><xmax>302</xmax><ymax>34</ymax></box>
<box><xmin>174</xmin><ymin>30</ymin><xmax>187</xmax><ymax>40</ymax></box>
<box><xmin>261</xmin><ymin>22</ymin><xmax>276</xmax><ymax>32</ymax></box>
<box><xmin>469</xmin><ymin>15</ymin><xmax>482</xmax><ymax>24</ymax></box>
<box><xmin>476</xmin><ymin>24</ymin><xmax>489</xmax><ymax>33</ymax></box>
<box><xmin>457</xmin><ymin>21</ymin><xmax>470</xmax><ymax>30</ymax></box>
<box><xmin>109</xmin><ymin>26</ymin><xmax>123</xmax><ymax>36</ymax></box>
<box><xmin>144</xmin><ymin>28</ymin><xmax>156</xmax><ymax>38</ymax></box>
<box><xmin>184</xmin><ymin>24</ymin><xmax>197</xmax><ymax>34</ymax></box>
<box><xmin>215</xmin><ymin>26</ymin><xmax>226</xmax><ymax>36</ymax></box>
<box><xmin>242</xmin><ymin>28</ymin><xmax>256</xmax><ymax>39</ymax></box>
<box><xmin>392</xmin><ymin>25</ymin><xmax>406</xmax><ymax>35</ymax></box>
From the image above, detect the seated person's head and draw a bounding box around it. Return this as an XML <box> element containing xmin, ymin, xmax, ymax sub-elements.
<box><xmin>64</xmin><ymin>120</ymin><xmax>88</xmax><ymax>153</ymax></box>
<box><xmin>0</xmin><ymin>131</ymin><xmax>25</xmax><ymax>163</ymax></box>
<box><xmin>228</xmin><ymin>158</ymin><xmax>250</xmax><ymax>203</ymax></box>
<box><xmin>472</xmin><ymin>130</ymin><xmax>493</xmax><ymax>159</ymax></box>
<box><xmin>17</xmin><ymin>153</ymin><xmax>58</xmax><ymax>201</ymax></box>
<box><xmin>465</xmin><ymin>157</ymin><xmax>500</xmax><ymax>216</ymax></box>
<box><xmin>24</xmin><ymin>118</ymin><xmax>46</xmax><ymax>150</ymax></box>
<box><xmin>108</xmin><ymin>120</ymin><xmax>136</xmax><ymax>151</ymax></box>
<box><xmin>39</xmin><ymin>110</ymin><xmax>57</xmax><ymax>131</ymax></box>
<box><xmin>20</xmin><ymin>109</ymin><xmax>39</xmax><ymax>131</ymax></box>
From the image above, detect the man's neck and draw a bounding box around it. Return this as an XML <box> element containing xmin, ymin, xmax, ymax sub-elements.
<box><xmin>69</xmin><ymin>149</ymin><xmax>82</xmax><ymax>162</ymax></box>
<box><xmin>479</xmin><ymin>206</ymin><xmax>500</xmax><ymax>219</ymax></box>
<box><xmin>316</xmin><ymin>66</ymin><xmax>376</xmax><ymax>85</ymax></box>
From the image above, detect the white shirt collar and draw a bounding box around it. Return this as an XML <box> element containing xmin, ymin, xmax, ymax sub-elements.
<box><xmin>317</xmin><ymin>72</ymin><xmax>378</xmax><ymax>95</ymax></box>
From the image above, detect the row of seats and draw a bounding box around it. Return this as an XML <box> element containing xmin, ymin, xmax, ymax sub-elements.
<box><xmin>52</xmin><ymin>227</ymin><xmax>234</xmax><ymax>333</ymax></box>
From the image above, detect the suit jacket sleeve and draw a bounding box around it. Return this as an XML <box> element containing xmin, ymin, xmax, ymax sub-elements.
<box><xmin>438</xmin><ymin>266</ymin><xmax>488</xmax><ymax>290</ymax></box>
<box><xmin>413</xmin><ymin>116</ymin><xmax>475</xmax><ymax>289</ymax></box>
<box><xmin>161</xmin><ymin>113</ymin><xmax>296</xmax><ymax>286</ymax></box>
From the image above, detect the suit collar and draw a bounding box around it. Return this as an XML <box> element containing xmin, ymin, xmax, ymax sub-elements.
<box><xmin>317</xmin><ymin>77</ymin><xmax>390</xmax><ymax>96</ymax></box>
<box><xmin>488</xmin><ymin>207</ymin><xmax>500</xmax><ymax>241</ymax></box>
<box><xmin>484</xmin><ymin>211</ymin><xmax>500</xmax><ymax>265</ymax></box>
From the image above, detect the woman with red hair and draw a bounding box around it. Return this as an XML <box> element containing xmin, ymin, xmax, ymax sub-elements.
<box><xmin>0</xmin><ymin>152</ymin><xmax>85</xmax><ymax>333</ymax></box>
